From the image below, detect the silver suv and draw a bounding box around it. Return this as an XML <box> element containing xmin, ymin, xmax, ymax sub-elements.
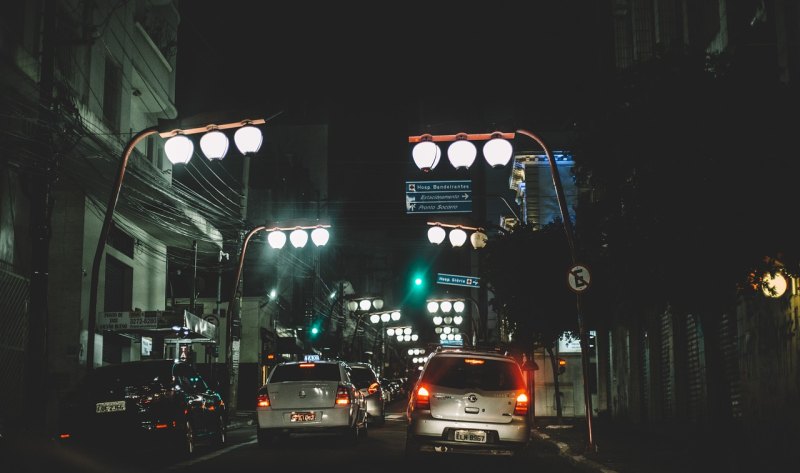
<box><xmin>405</xmin><ymin>347</ymin><xmax>530</xmax><ymax>457</ymax></box>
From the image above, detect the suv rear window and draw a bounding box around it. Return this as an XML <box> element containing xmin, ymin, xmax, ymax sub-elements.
<box><xmin>270</xmin><ymin>363</ymin><xmax>341</xmax><ymax>382</ymax></box>
<box><xmin>349</xmin><ymin>366</ymin><xmax>377</xmax><ymax>389</ymax></box>
<box><xmin>421</xmin><ymin>356</ymin><xmax>525</xmax><ymax>391</ymax></box>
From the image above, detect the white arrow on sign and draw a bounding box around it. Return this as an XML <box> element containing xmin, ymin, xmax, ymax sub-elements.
<box><xmin>567</xmin><ymin>264</ymin><xmax>591</xmax><ymax>293</ymax></box>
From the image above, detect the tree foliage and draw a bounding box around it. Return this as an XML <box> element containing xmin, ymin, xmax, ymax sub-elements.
<box><xmin>480</xmin><ymin>222</ymin><xmax>576</xmax><ymax>350</ymax></box>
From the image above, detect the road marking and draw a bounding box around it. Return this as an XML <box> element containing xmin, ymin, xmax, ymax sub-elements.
<box><xmin>167</xmin><ymin>439</ymin><xmax>256</xmax><ymax>470</ymax></box>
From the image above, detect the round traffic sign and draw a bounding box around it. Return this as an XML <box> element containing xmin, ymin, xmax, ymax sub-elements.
<box><xmin>567</xmin><ymin>264</ymin><xmax>592</xmax><ymax>293</ymax></box>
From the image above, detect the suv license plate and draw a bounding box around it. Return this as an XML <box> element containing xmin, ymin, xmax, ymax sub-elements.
<box><xmin>290</xmin><ymin>412</ymin><xmax>315</xmax><ymax>422</ymax></box>
<box><xmin>96</xmin><ymin>401</ymin><xmax>126</xmax><ymax>413</ymax></box>
<box><xmin>454</xmin><ymin>429</ymin><xmax>487</xmax><ymax>443</ymax></box>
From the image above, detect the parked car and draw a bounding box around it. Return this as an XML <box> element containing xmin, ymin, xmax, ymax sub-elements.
<box><xmin>347</xmin><ymin>362</ymin><xmax>385</xmax><ymax>426</ymax></box>
<box><xmin>405</xmin><ymin>347</ymin><xmax>530</xmax><ymax>458</ymax></box>
<box><xmin>256</xmin><ymin>360</ymin><xmax>367</xmax><ymax>447</ymax></box>
<box><xmin>59</xmin><ymin>359</ymin><xmax>226</xmax><ymax>456</ymax></box>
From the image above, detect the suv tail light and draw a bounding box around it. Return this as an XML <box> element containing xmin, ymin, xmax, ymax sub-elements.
<box><xmin>367</xmin><ymin>382</ymin><xmax>380</xmax><ymax>395</ymax></box>
<box><xmin>336</xmin><ymin>386</ymin><xmax>350</xmax><ymax>406</ymax></box>
<box><xmin>513</xmin><ymin>392</ymin><xmax>528</xmax><ymax>416</ymax></box>
<box><xmin>257</xmin><ymin>392</ymin><xmax>271</xmax><ymax>408</ymax></box>
<box><xmin>415</xmin><ymin>385</ymin><xmax>430</xmax><ymax>410</ymax></box>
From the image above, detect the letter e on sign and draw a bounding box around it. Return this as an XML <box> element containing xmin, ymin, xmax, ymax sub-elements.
<box><xmin>567</xmin><ymin>264</ymin><xmax>591</xmax><ymax>293</ymax></box>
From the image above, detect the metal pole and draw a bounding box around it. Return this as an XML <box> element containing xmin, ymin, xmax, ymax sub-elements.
<box><xmin>516</xmin><ymin>129</ymin><xmax>594</xmax><ymax>450</ymax></box>
<box><xmin>86</xmin><ymin>127</ymin><xmax>158</xmax><ymax>371</ymax></box>
<box><xmin>190</xmin><ymin>240</ymin><xmax>197</xmax><ymax>315</ymax></box>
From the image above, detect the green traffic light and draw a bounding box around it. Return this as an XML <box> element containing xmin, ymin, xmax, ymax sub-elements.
<box><xmin>311</xmin><ymin>327</ymin><xmax>319</xmax><ymax>335</ymax></box>
<box><xmin>414</xmin><ymin>277</ymin><xmax>423</xmax><ymax>286</ymax></box>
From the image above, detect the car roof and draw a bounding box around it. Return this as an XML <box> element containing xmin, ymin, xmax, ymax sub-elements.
<box><xmin>431</xmin><ymin>347</ymin><xmax>517</xmax><ymax>362</ymax></box>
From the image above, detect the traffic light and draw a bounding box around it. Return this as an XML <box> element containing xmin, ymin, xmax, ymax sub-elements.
<box><xmin>557</xmin><ymin>358</ymin><xmax>567</xmax><ymax>375</ymax></box>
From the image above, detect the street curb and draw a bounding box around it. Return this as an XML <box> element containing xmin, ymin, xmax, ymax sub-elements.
<box><xmin>532</xmin><ymin>430</ymin><xmax>619</xmax><ymax>473</ymax></box>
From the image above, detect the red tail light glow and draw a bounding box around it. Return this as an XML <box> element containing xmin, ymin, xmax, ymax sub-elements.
<box><xmin>415</xmin><ymin>385</ymin><xmax>430</xmax><ymax>410</ymax></box>
<box><xmin>514</xmin><ymin>392</ymin><xmax>529</xmax><ymax>416</ymax></box>
<box><xmin>155</xmin><ymin>423</ymin><xmax>169</xmax><ymax>429</ymax></box>
<box><xmin>336</xmin><ymin>386</ymin><xmax>350</xmax><ymax>406</ymax></box>
<box><xmin>59</xmin><ymin>433</ymin><xmax>70</xmax><ymax>439</ymax></box>
<box><xmin>257</xmin><ymin>392</ymin><xmax>271</xmax><ymax>408</ymax></box>
<box><xmin>299</xmin><ymin>363</ymin><xmax>315</xmax><ymax>368</ymax></box>
<box><xmin>368</xmin><ymin>382</ymin><xmax>379</xmax><ymax>395</ymax></box>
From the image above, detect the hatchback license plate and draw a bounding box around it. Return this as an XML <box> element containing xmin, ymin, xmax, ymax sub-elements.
<box><xmin>290</xmin><ymin>412</ymin><xmax>315</xmax><ymax>422</ymax></box>
<box><xmin>96</xmin><ymin>401</ymin><xmax>126</xmax><ymax>413</ymax></box>
<box><xmin>454</xmin><ymin>429</ymin><xmax>487</xmax><ymax>443</ymax></box>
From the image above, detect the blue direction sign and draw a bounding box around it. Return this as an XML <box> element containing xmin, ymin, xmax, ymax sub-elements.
<box><xmin>405</xmin><ymin>180</ymin><xmax>472</xmax><ymax>214</ymax></box>
<box><xmin>436</xmin><ymin>273</ymin><xmax>480</xmax><ymax>288</ymax></box>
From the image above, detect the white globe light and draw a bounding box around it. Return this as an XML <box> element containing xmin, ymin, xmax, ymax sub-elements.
<box><xmin>470</xmin><ymin>230</ymin><xmax>488</xmax><ymax>249</ymax></box>
<box><xmin>403</xmin><ymin>327</ymin><xmax>412</xmax><ymax>335</ymax></box>
<box><xmin>267</xmin><ymin>231</ymin><xmax>287</xmax><ymax>249</ymax></box>
<box><xmin>413</xmin><ymin>349</ymin><xmax>420</xmax><ymax>355</ymax></box>
<box><xmin>403</xmin><ymin>335</ymin><xmax>411</xmax><ymax>341</ymax></box>
<box><xmin>762</xmin><ymin>272</ymin><xmax>788</xmax><ymax>298</ymax></box>
<box><xmin>391</xmin><ymin>311</ymin><xmax>401</xmax><ymax>321</ymax></box>
<box><xmin>433</xmin><ymin>316</ymin><xmax>442</xmax><ymax>325</ymax></box>
<box><xmin>387</xmin><ymin>328</ymin><xmax>396</xmax><ymax>336</ymax></box>
<box><xmin>453</xmin><ymin>315</ymin><xmax>463</xmax><ymax>325</ymax></box>
<box><xmin>412</xmin><ymin>357</ymin><xmax>418</xmax><ymax>364</ymax></box>
<box><xmin>440</xmin><ymin>333</ymin><xmax>447</xmax><ymax>340</ymax></box>
<box><xmin>443</xmin><ymin>326</ymin><xmax>451</xmax><ymax>334</ymax></box>
<box><xmin>370</xmin><ymin>314</ymin><xmax>380</xmax><ymax>324</ymax></box>
<box><xmin>372</xmin><ymin>299</ymin><xmax>384</xmax><ymax>310</ymax></box>
<box><xmin>419</xmin><ymin>349</ymin><xmax>425</xmax><ymax>354</ymax></box>
<box><xmin>397</xmin><ymin>335</ymin><xmax>403</xmax><ymax>342</ymax></box>
<box><xmin>310</xmin><ymin>227</ymin><xmax>330</xmax><ymax>246</ymax></box>
<box><xmin>411</xmin><ymin>334</ymin><xmax>418</xmax><ymax>341</ymax></box>
<box><xmin>443</xmin><ymin>316</ymin><xmax>453</xmax><ymax>325</ymax></box>
<box><xmin>447</xmin><ymin>334</ymin><xmax>454</xmax><ymax>340</ymax></box>
<box><xmin>440</xmin><ymin>301</ymin><xmax>452</xmax><ymax>313</ymax></box>
<box><xmin>455</xmin><ymin>334</ymin><xmax>462</xmax><ymax>340</ymax></box>
<box><xmin>428</xmin><ymin>226</ymin><xmax>446</xmax><ymax>245</ymax></box>
<box><xmin>412</xmin><ymin>140</ymin><xmax>441</xmax><ymax>172</ymax></box>
<box><xmin>164</xmin><ymin>135</ymin><xmax>194</xmax><ymax>164</ymax></box>
<box><xmin>359</xmin><ymin>299</ymin><xmax>372</xmax><ymax>311</ymax></box>
<box><xmin>435</xmin><ymin>327</ymin><xmax>443</xmax><ymax>334</ymax></box>
<box><xmin>408</xmin><ymin>349</ymin><xmax>414</xmax><ymax>356</ymax></box>
<box><xmin>234</xmin><ymin>125</ymin><xmax>263</xmax><ymax>155</ymax></box>
<box><xmin>347</xmin><ymin>300</ymin><xmax>359</xmax><ymax>311</ymax></box>
<box><xmin>453</xmin><ymin>301</ymin><xmax>465</xmax><ymax>313</ymax></box>
<box><xmin>483</xmin><ymin>136</ymin><xmax>513</xmax><ymax>167</ymax></box>
<box><xmin>452</xmin><ymin>328</ymin><xmax>459</xmax><ymax>334</ymax></box>
<box><xmin>199</xmin><ymin>130</ymin><xmax>229</xmax><ymax>160</ymax></box>
<box><xmin>449</xmin><ymin>228</ymin><xmax>467</xmax><ymax>247</ymax></box>
<box><xmin>289</xmin><ymin>229</ymin><xmax>308</xmax><ymax>248</ymax></box>
<box><xmin>427</xmin><ymin>301</ymin><xmax>439</xmax><ymax>313</ymax></box>
<box><xmin>447</xmin><ymin>139</ymin><xmax>477</xmax><ymax>169</ymax></box>
<box><xmin>381</xmin><ymin>312</ymin><xmax>391</xmax><ymax>322</ymax></box>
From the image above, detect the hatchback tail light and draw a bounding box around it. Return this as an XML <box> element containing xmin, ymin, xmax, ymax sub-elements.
<box><xmin>415</xmin><ymin>385</ymin><xmax>430</xmax><ymax>410</ymax></box>
<box><xmin>335</xmin><ymin>386</ymin><xmax>350</xmax><ymax>406</ymax></box>
<box><xmin>367</xmin><ymin>382</ymin><xmax>380</xmax><ymax>395</ymax></box>
<box><xmin>513</xmin><ymin>392</ymin><xmax>528</xmax><ymax>416</ymax></box>
<box><xmin>257</xmin><ymin>392</ymin><xmax>271</xmax><ymax>408</ymax></box>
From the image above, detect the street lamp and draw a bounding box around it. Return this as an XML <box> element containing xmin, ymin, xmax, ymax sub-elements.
<box><xmin>428</xmin><ymin>297</ymin><xmax>475</xmax><ymax>346</ymax></box>
<box><xmin>368</xmin><ymin>310</ymin><xmax>401</xmax><ymax>376</ymax></box>
<box><xmin>427</xmin><ymin>222</ymin><xmax>488</xmax><ymax>249</ymax></box>
<box><xmin>86</xmin><ymin>117</ymin><xmax>265</xmax><ymax>371</ymax></box>
<box><xmin>410</xmin><ymin>129</ymin><xmax>596</xmax><ymax>449</ymax></box>
<box><xmin>227</xmin><ymin>223</ymin><xmax>331</xmax><ymax>384</ymax></box>
<box><xmin>345</xmin><ymin>296</ymin><xmax>384</xmax><ymax>357</ymax></box>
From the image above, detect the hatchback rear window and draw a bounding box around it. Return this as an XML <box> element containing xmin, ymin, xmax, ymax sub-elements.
<box><xmin>421</xmin><ymin>356</ymin><xmax>525</xmax><ymax>391</ymax></box>
<box><xmin>270</xmin><ymin>363</ymin><xmax>341</xmax><ymax>382</ymax></box>
<box><xmin>348</xmin><ymin>366</ymin><xmax>377</xmax><ymax>388</ymax></box>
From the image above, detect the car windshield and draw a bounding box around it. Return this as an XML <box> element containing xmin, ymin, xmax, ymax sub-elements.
<box><xmin>421</xmin><ymin>356</ymin><xmax>525</xmax><ymax>391</ymax></box>
<box><xmin>349</xmin><ymin>366</ymin><xmax>376</xmax><ymax>388</ymax></box>
<box><xmin>269</xmin><ymin>363</ymin><xmax>341</xmax><ymax>382</ymax></box>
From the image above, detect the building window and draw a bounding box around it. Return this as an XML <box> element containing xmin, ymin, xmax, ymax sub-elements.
<box><xmin>103</xmin><ymin>55</ymin><xmax>122</xmax><ymax>132</ymax></box>
<box><xmin>104</xmin><ymin>255</ymin><xmax>132</xmax><ymax>312</ymax></box>
<box><xmin>108</xmin><ymin>223</ymin><xmax>134</xmax><ymax>258</ymax></box>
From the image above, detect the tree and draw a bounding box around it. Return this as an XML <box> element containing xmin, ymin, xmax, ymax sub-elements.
<box><xmin>480</xmin><ymin>222</ymin><xmax>575</xmax><ymax>419</ymax></box>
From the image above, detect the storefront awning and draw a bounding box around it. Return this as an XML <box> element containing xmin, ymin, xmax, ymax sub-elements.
<box><xmin>97</xmin><ymin>309</ymin><xmax>216</xmax><ymax>340</ymax></box>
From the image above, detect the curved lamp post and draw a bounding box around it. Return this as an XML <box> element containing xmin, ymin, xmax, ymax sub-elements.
<box><xmin>86</xmin><ymin>118</ymin><xmax>264</xmax><ymax>372</ymax></box>
<box><xmin>410</xmin><ymin>129</ymin><xmax>595</xmax><ymax>450</ymax></box>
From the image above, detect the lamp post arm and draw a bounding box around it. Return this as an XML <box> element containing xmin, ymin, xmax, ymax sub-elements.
<box><xmin>515</xmin><ymin>129</ymin><xmax>576</xmax><ymax>262</ymax></box>
<box><xmin>86</xmin><ymin>127</ymin><xmax>159</xmax><ymax>371</ymax></box>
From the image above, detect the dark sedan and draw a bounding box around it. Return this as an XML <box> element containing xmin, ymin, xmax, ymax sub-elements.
<box><xmin>59</xmin><ymin>359</ymin><xmax>226</xmax><ymax>456</ymax></box>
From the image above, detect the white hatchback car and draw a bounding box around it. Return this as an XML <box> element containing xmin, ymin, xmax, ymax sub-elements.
<box><xmin>256</xmin><ymin>360</ymin><xmax>367</xmax><ymax>446</ymax></box>
<box><xmin>405</xmin><ymin>347</ymin><xmax>530</xmax><ymax>457</ymax></box>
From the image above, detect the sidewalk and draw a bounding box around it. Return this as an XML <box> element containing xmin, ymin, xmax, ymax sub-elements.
<box><xmin>530</xmin><ymin>416</ymin><xmax>798</xmax><ymax>473</ymax></box>
<box><xmin>226</xmin><ymin>410</ymin><xmax>256</xmax><ymax>431</ymax></box>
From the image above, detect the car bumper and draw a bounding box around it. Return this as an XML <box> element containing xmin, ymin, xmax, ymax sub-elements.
<box><xmin>408</xmin><ymin>412</ymin><xmax>530</xmax><ymax>445</ymax></box>
<box><xmin>257</xmin><ymin>407</ymin><xmax>353</xmax><ymax>431</ymax></box>
<box><xmin>364</xmin><ymin>396</ymin><xmax>384</xmax><ymax>417</ymax></box>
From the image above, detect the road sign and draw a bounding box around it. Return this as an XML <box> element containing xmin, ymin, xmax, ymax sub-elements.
<box><xmin>405</xmin><ymin>180</ymin><xmax>472</xmax><ymax>214</ymax></box>
<box><xmin>567</xmin><ymin>264</ymin><xmax>591</xmax><ymax>293</ymax></box>
<box><xmin>437</xmin><ymin>273</ymin><xmax>480</xmax><ymax>288</ymax></box>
